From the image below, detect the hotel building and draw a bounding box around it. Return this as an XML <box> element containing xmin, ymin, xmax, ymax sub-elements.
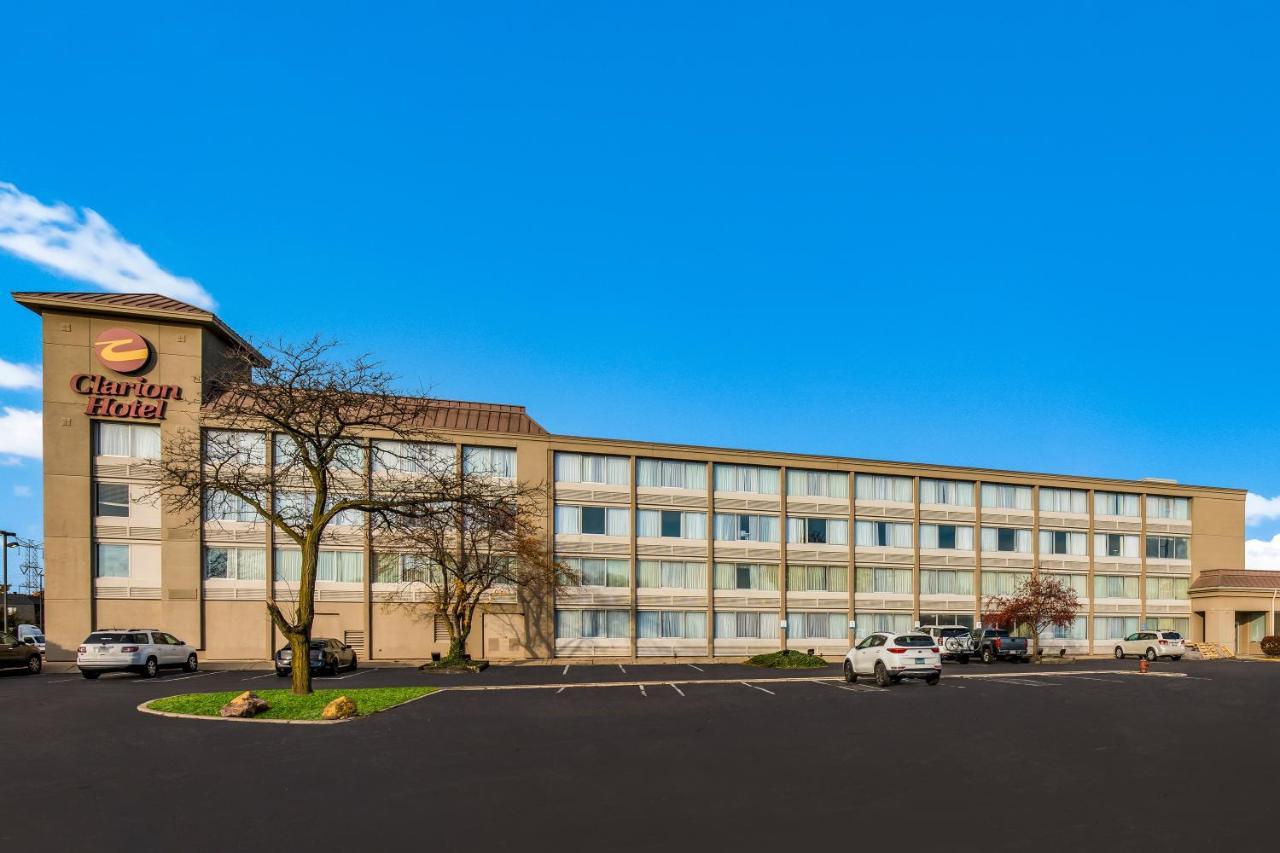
<box><xmin>16</xmin><ymin>291</ymin><xmax>1271</xmax><ymax>662</ymax></box>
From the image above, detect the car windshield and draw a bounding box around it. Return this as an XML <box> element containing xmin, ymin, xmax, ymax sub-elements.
<box><xmin>85</xmin><ymin>632</ymin><xmax>145</xmax><ymax>644</ymax></box>
<box><xmin>309</xmin><ymin>641</ymin><xmax>329</xmax><ymax>650</ymax></box>
<box><xmin>894</xmin><ymin>635</ymin><xmax>935</xmax><ymax>647</ymax></box>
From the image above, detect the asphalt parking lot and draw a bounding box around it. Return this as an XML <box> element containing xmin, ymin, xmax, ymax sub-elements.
<box><xmin>1</xmin><ymin>658</ymin><xmax>1276</xmax><ymax>852</ymax></box>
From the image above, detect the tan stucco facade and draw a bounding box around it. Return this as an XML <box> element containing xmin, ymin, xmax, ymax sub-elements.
<box><xmin>15</xmin><ymin>292</ymin><xmax>1255</xmax><ymax>662</ymax></box>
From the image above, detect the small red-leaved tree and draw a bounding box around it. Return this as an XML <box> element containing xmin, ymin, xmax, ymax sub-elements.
<box><xmin>982</xmin><ymin>576</ymin><xmax>1080</xmax><ymax>657</ymax></box>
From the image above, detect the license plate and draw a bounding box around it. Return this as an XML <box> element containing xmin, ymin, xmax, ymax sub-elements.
<box><xmin>915</xmin><ymin>657</ymin><xmax>925</xmax><ymax>664</ymax></box>
<box><xmin>97</xmin><ymin>647</ymin><xmax>109</xmax><ymax>655</ymax></box>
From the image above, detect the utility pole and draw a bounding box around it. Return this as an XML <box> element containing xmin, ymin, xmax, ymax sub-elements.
<box><xmin>0</xmin><ymin>530</ymin><xmax>13</xmax><ymax>634</ymax></box>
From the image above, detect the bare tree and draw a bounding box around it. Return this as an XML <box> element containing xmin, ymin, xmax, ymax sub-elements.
<box><xmin>156</xmin><ymin>338</ymin><xmax>455</xmax><ymax>694</ymax></box>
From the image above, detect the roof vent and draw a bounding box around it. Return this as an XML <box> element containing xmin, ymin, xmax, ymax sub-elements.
<box><xmin>1142</xmin><ymin>477</ymin><xmax>1178</xmax><ymax>484</ymax></box>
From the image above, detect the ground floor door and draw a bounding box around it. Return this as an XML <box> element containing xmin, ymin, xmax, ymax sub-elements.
<box><xmin>1236</xmin><ymin>611</ymin><xmax>1266</xmax><ymax>655</ymax></box>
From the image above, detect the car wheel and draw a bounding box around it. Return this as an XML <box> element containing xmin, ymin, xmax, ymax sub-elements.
<box><xmin>275</xmin><ymin>669</ymin><xmax>289</xmax><ymax>678</ymax></box>
<box><xmin>184</xmin><ymin>654</ymin><xmax>198</xmax><ymax>673</ymax></box>
<box><xmin>349</xmin><ymin>656</ymin><xmax>357</xmax><ymax>671</ymax></box>
<box><xmin>1171</xmin><ymin>656</ymin><xmax>1182</xmax><ymax>662</ymax></box>
<box><xmin>328</xmin><ymin>657</ymin><xmax>340</xmax><ymax>676</ymax></box>
<box><xmin>982</xmin><ymin>647</ymin><xmax>995</xmax><ymax>664</ymax></box>
<box><xmin>874</xmin><ymin>662</ymin><xmax>892</xmax><ymax>688</ymax></box>
<box><xmin>142</xmin><ymin>657</ymin><xmax>158</xmax><ymax>679</ymax></box>
<box><xmin>1144</xmin><ymin>648</ymin><xmax>1157</xmax><ymax>662</ymax></box>
<box><xmin>81</xmin><ymin>670</ymin><xmax>100</xmax><ymax>680</ymax></box>
<box><xmin>25</xmin><ymin>655</ymin><xmax>42</xmax><ymax>675</ymax></box>
<box><xmin>926</xmin><ymin>674</ymin><xmax>940</xmax><ymax>686</ymax></box>
<box><xmin>1114</xmin><ymin>646</ymin><xmax>1125</xmax><ymax>659</ymax></box>
<box><xmin>843</xmin><ymin>660</ymin><xmax>857</xmax><ymax>683</ymax></box>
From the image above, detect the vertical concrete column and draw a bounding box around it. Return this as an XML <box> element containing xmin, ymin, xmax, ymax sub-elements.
<box><xmin>779</xmin><ymin>465</ymin><xmax>788</xmax><ymax>649</ymax></box>
<box><xmin>706</xmin><ymin>460</ymin><xmax>715</xmax><ymax>658</ymax></box>
<box><xmin>1139</xmin><ymin>492</ymin><xmax>1148</xmax><ymax>629</ymax></box>
<box><xmin>1030</xmin><ymin>485</ymin><xmax>1040</xmax><ymax>580</ymax></box>
<box><xmin>629</xmin><ymin>455</ymin><xmax>638</xmax><ymax>659</ymax></box>
<box><xmin>847</xmin><ymin>470</ymin><xmax>856</xmax><ymax>647</ymax></box>
<box><xmin>973</xmin><ymin>480</ymin><xmax>983</xmax><ymax>627</ymax></box>
<box><xmin>361</xmin><ymin>436</ymin><xmax>373</xmax><ymax>660</ymax></box>
<box><xmin>264</xmin><ymin>433</ymin><xmax>277</xmax><ymax>659</ymax></box>
<box><xmin>1086</xmin><ymin>488</ymin><xmax>1096</xmax><ymax>655</ymax></box>
<box><xmin>912</xmin><ymin>476</ymin><xmax>921</xmax><ymax>625</ymax></box>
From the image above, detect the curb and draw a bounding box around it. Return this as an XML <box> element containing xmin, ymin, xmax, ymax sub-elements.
<box><xmin>136</xmin><ymin>687</ymin><xmax>441</xmax><ymax>725</ymax></box>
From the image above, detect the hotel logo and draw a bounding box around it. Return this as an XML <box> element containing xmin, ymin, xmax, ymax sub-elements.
<box><xmin>93</xmin><ymin>327</ymin><xmax>152</xmax><ymax>375</ymax></box>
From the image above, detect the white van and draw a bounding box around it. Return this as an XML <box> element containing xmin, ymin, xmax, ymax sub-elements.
<box><xmin>16</xmin><ymin>625</ymin><xmax>45</xmax><ymax>654</ymax></box>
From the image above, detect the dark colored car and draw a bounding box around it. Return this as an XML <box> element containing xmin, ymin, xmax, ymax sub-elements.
<box><xmin>274</xmin><ymin>638</ymin><xmax>357</xmax><ymax>677</ymax></box>
<box><xmin>0</xmin><ymin>631</ymin><xmax>42</xmax><ymax>675</ymax></box>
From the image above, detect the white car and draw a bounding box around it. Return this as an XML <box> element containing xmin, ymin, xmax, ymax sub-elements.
<box><xmin>844</xmin><ymin>631</ymin><xmax>942</xmax><ymax>687</ymax></box>
<box><xmin>77</xmin><ymin>629</ymin><xmax>198</xmax><ymax>679</ymax></box>
<box><xmin>1113</xmin><ymin>630</ymin><xmax>1185</xmax><ymax>662</ymax></box>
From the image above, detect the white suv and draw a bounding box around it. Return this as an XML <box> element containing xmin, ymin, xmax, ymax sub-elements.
<box><xmin>918</xmin><ymin>624</ymin><xmax>973</xmax><ymax>663</ymax></box>
<box><xmin>844</xmin><ymin>632</ymin><xmax>942</xmax><ymax>687</ymax></box>
<box><xmin>77</xmin><ymin>629</ymin><xmax>198</xmax><ymax>679</ymax></box>
<box><xmin>1113</xmin><ymin>630</ymin><xmax>1185</xmax><ymax>662</ymax></box>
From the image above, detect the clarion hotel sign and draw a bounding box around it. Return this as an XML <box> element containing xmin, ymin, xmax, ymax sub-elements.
<box><xmin>69</xmin><ymin>327</ymin><xmax>183</xmax><ymax>421</ymax></box>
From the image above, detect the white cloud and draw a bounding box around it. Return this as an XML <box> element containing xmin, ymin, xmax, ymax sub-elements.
<box><xmin>0</xmin><ymin>408</ymin><xmax>41</xmax><ymax>459</ymax></box>
<box><xmin>0</xmin><ymin>181</ymin><xmax>215</xmax><ymax>310</ymax></box>
<box><xmin>0</xmin><ymin>358</ymin><xmax>40</xmax><ymax>390</ymax></box>
<box><xmin>12</xmin><ymin>485</ymin><xmax>31</xmax><ymax>497</ymax></box>
<box><xmin>1245</xmin><ymin>492</ymin><xmax>1280</xmax><ymax>525</ymax></box>
<box><xmin>1246</xmin><ymin>535</ymin><xmax>1280</xmax><ymax>570</ymax></box>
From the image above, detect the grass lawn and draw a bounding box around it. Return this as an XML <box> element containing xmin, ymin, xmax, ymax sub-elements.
<box><xmin>146</xmin><ymin>686</ymin><xmax>436</xmax><ymax>721</ymax></box>
<box><xmin>745</xmin><ymin>650</ymin><xmax>831</xmax><ymax>669</ymax></box>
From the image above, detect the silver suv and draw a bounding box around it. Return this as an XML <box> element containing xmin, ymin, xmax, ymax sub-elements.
<box><xmin>77</xmin><ymin>629</ymin><xmax>198</xmax><ymax>679</ymax></box>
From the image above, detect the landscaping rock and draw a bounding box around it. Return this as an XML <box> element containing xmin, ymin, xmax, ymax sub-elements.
<box><xmin>321</xmin><ymin>695</ymin><xmax>359</xmax><ymax>720</ymax></box>
<box><xmin>219</xmin><ymin>691</ymin><xmax>270</xmax><ymax>718</ymax></box>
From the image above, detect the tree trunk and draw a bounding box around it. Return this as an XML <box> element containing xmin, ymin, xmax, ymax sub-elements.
<box><xmin>288</xmin><ymin>631</ymin><xmax>312</xmax><ymax>695</ymax></box>
<box><xmin>446</xmin><ymin>605</ymin><xmax>475</xmax><ymax>661</ymax></box>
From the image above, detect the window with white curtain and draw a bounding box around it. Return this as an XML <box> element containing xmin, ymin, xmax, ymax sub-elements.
<box><xmin>556</xmin><ymin>610</ymin><xmax>631</xmax><ymax>639</ymax></box>
<box><xmin>555</xmin><ymin>505</ymin><xmax>630</xmax><ymax>536</ymax></box>
<box><xmin>1095</xmin><ymin>533</ymin><xmax>1139</xmax><ymax>558</ymax></box>
<box><xmin>787</xmin><ymin>612</ymin><xmax>848</xmax><ymax>639</ymax></box>
<box><xmin>787</xmin><ymin>469</ymin><xmax>849</xmax><ymax>499</ymax></box>
<box><xmin>714</xmin><ymin>611</ymin><xmax>780</xmax><ymax>639</ymax></box>
<box><xmin>1095</xmin><ymin>616</ymin><xmax>1139</xmax><ymax>640</ymax></box>
<box><xmin>272</xmin><ymin>549</ymin><xmax>363</xmax><ymax>583</ymax></box>
<box><xmin>637</xmin><ymin>560</ymin><xmax>706</xmax><ymax>589</ymax></box>
<box><xmin>786</xmin><ymin>517</ymin><xmax>848</xmax><ymax>546</ymax></box>
<box><xmin>637</xmin><ymin>509</ymin><xmax>707</xmax><ymax>540</ymax></box>
<box><xmin>1145</xmin><ymin>576</ymin><xmax>1189</xmax><ymax>600</ymax></box>
<box><xmin>713</xmin><ymin>563</ymin><xmax>780</xmax><ymax>591</ymax></box>
<box><xmin>1146</xmin><ymin>496</ymin><xmax>1190</xmax><ymax>520</ymax></box>
<box><xmin>981</xmin><ymin>571</ymin><xmax>1031</xmax><ymax>596</ymax></box>
<box><xmin>919</xmin><ymin>479</ymin><xmax>974</xmax><ymax>506</ymax></box>
<box><xmin>1095</xmin><ymin>491</ymin><xmax>1139</xmax><ymax>517</ymax></box>
<box><xmin>854</xmin><ymin>474</ymin><xmax>913</xmax><ymax>503</ymax></box>
<box><xmin>713</xmin><ymin>513</ymin><xmax>780</xmax><ymax>542</ymax></box>
<box><xmin>980</xmin><ymin>527</ymin><xmax>1032</xmax><ymax>553</ymax></box>
<box><xmin>786</xmin><ymin>565</ymin><xmax>849</xmax><ymax>593</ymax></box>
<box><xmin>713</xmin><ymin>463</ymin><xmax>781</xmax><ymax>495</ymax></box>
<box><xmin>920</xmin><ymin>569</ymin><xmax>974</xmax><ymax>595</ymax></box>
<box><xmin>562</xmin><ymin>557</ymin><xmax>630</xmax><ymax>588</ymax></box>
<box><xmin>854</xmin><ymin>520</ymin><xmax>913</xmax><ymax>548</ymax></box>
<box><xmin>554</xmin><ymin>452</ymin><xmax>629</xmax><ymax>486</ymax></box>
<box><xmin>203</xmin><ymin>489</ymin><xmax>258</xmax><ymax>523</ymax></box>
<box><xmin>1039</xmin><ymin>530</ymin><xmax>1087</xmax><ymax>556</ymax></box>
<box><xmin>462</xmin><ymin>446</ymin><xmax>516</xmax><ymax>479</ymax></box>
<box><xmin>374</xmin><ymin>553</ymin><xmax>442</xmax><ymax>584</ymax></box>
<box><xmin>920</xmin><ymin>524</ymin><xmax>974</xmax><ymax>551</ymax></box>
<box><xmin>981</xmin><ymin>484</ymin><xmax>1032</xmax><ymax>510</ymax></box>
<box><xmin>1146</xmin><ymin>536</ymin><xmax>1190</xmax><ymax>560</ymax></box>
<box><xmin>274</xmin><ymin>435</ymin><xmax>365</xmax><ymax>472</ymax></box>
<box><xmin>1094</xmin><ymin>575</ymin><xmax>1140</xmax><ymax>599</ymax></box>
<box><xmin>95</xmin><ymin>422</ymin><xmax>161</xmax><ymax>459</ymax></box>
<box><xmin>855</xmin><ymin>567</ymin><xmax>913</xmax><ymax>594</ymax></box>
<box><xmin>854</xmin><ymin>612</ymin><xmax>912</xmax><ymax>640</ymax></box>
<box><xmin>203</xmin><ymin>547</ymin><xmax>266</xmax><ymax>581</ymax></box>
<box><xmin>637</xmin><ymin>458</ymin><xmax>707</xmax><ymax>490</ymax></box>
<box><xmin>1041</xmin><ymin>618</ymin><xmax>1087</xmax><ymax>640</ymax></box>
<box><xmin>1043</xmin><ymin>572</ymin><xmax>1087</xmax><ymax>596</ymax></box>
<box><xmin>203</xmin><ymin>429</ymin><xmax>266</xmax><ymax>465</ymax></box>
<box><xmin>372</xmin><ymin>440</ymin><xmax>455</xmax><ymax>474</ymax></box>
<box><xmin>919</xmin><ymin>612</ymin><xmax>976</xmax><ymax>629</ymax></box>
<box><xmin>95</xmin><ymin>543</ymin><xmax>130</xmax><ymax>578</ymax></box>
<box><xmin>1143</xmin><ymin>617</ymin><xmax>1190</xmax><ymax>634</ymax></box>
<box><xmin>1039</xmin><ymin>487</ymin><xmax>1087</xmax><ymax>514</ymax></box>
<box><xmin>637</xmin><ymin>611</ymin><xmax>707</xmax><ymax>639</ymax></box>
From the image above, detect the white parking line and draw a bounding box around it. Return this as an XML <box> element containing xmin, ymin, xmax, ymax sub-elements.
<box><xmin>813</xmin><ymin>679</ymin><xmax>886</xmax><ymax>694</ymax></box>
<box><xmin>139</xmin><ymin>671</ymin><xmax>216</xmax><ymax>685</ymax></box>
<box><xmin>639</xmin><ymin>685</ymin><xmax>647</xmax><ymax>697</ymax></box>
<box><xmin>670</xmin><ymin>683</ymin><xmax>684</xmax><ymax>697</ymax></box>
<box><xmin>325</xmin><ymin>668</ymin><xmax>375</xmax><ymax>681</ymax></box>
<box><xmin>241</xmin><ymin>671</ymin><xmax>281</xmax><ymax>681</ymax></box>
<box><xmin>555</xmin><ymin>686</ymin><xmax>566</xmax><ymax>695</ymax></box>
<box><xmin>618</xmin><ymin>664</ymin><xmax>626</xmax><ymax>674</ymax></box>
<box><xmin>562</xmin><ymin>664</ymin><xmax>570</xmax><ymax>676</ymax></box>
<box><xmin>996</xmin><ymin>678</ymin><xmax>1058</xmax><ymax>687</ymax></box>
<box><xmin>741</xmin><ymin>681</ymin><xmax>775</xmax><ymax>695</ymax></box>
<box><xmin>686</xmin><ymin>664</ymin><xmax>704</xmax><ymax>672</ymax></box>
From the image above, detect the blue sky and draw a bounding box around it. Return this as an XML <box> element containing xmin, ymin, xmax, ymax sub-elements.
<box><xmin>2</xmin><ymin>3</ymin><xmax>1279</xmax><ymax>561</ymax></box>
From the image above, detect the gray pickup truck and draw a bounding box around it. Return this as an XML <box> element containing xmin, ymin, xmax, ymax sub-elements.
<box><xmin>961</xmin><ymin>628</ymin><xmax>1029</xmax><ymax>664</ymax></box>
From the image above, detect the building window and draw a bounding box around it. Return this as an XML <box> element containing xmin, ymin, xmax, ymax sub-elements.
<box><xmin>980</xmin><ymin>484</ymin><xmax>1032</xmax><ymax>511</ymax></box>
<box><xmin>714</xmin><ymin>611</ymin><xmax>780</xmax><ymax>639</ymax></box>
<box><xmin>713</xmin><ymin>513</ymin><xmax>780</xmax><ymax>542</ymax></box>
<box><xmin>1145</xmin><ymin>576</ymin><xmax>1189</xmax><ymax>600</ymax></box>
<box><xmin>462</xmin><ymin>446</ymin><xmax>516</xmax><ymax>479</ymax></box>
<box><xmin>273</xmin><ymin>549</ymin><xmax>363</xmax><ymax>583</ymax></box>
<box><xmin>95</xmin><ymin>482</ymin><xmax>130</xmax><ymax>518</ymax></box>
<box><xmin>854</xmin><ymin>474</ymin><xmax>912</xmax><ymax>503</ymax></box>
<box><xmin>1094</xmin><ymin>575</ymin><xmax>1140</xmax><ymax>599</ymax></box>
<box><xmin>372</xmin><ymin>440</ymin><xmax>455</xmax><ymax>474</ymax></box>
<box><xmin>920</xmin><ymin>569</ymin><xmax>974</xmax><ymax>595</ymax></box>
<box><xmin>919</xmin><ymin>612</ymin><xmax>975</xmax><ymax>629</ymax></box>
<box><xmin>981</xmin><ymin>571</ymin><xmax>1030</xmax><ymax>596</ymax></box>
<box><xmin>786</xmin><ymin>517</ymin><xmax>848</xmax><ymax>546</ymax></box>
<box><xmin>1039</xmin><ymin>487</ymin><xmax>1087</xmax><ymax>514</ymax></box>
<box><xmin>1143</xmin><ymin>617</ymin><xmax>1190</xmax><ymax>634</ymax></box>
<box><xmin>556</xmin><ymin>610</ymin><xmax>630</xmax><ymax>639</ymax></box>
<box><xmin>637</xmin><ymin>458</ymin><xmax>707</xmax><ymax>490</ymax></box>
<box><xmin>637</xmin><ymin>510</ymin><xmax>707</xmax><ymax>540</ymax></box>
<box><xmin>787</xmin><ymin>470</ymin><xmax>849</xmax><ymax>499</ymax></box>
<box><xmin>855</xmin><ymin>567</ymin><xmax>913</xmax><ymax>594</ymax></box>
<box><xmin>787</xmin><ymin>612</ymin><xmax>847</xmax><ymax>639</ymax></box>
<box><xmin>713</xmin><ymin>563</ymin><xmax>779</xmax><ymax>591</ymax></box>
<box><xmin>1042</xmin><ymin>618</ymin><xmax>1087</xmax><ymax>640</ymax></box>
<box><xmin>203</xmin><ymin>489</ymin><xmax>258</xmax><ymax>523</ymax></box>
<box><xmin>637</xmin><ymin>560</ymin><xmax>705</xmax><ymax>589</ymax></box>
<box><xmin>854</xmin><ymin>520</ymin><xmax>913</xmax><ymax>548</ymax></box>
<box><xmin>1095</xmin><ymin>491</ymin><xmax>1139</xmax><ymax>517</ymax></box>
<box><xmin>1146</xmin><ymin>496</ymin><xmax>1190</xmax><ymax>521</ymax></box>
<box><xmin>563</xmin><ymin>557</ymin><xmax>630</xmax><ymax>588</ymax></box>
<box><xmin>95</xmin><ymin>543</ymin><xmax>130</xmax><ymax>578</ymax></box>
<box><xmin>980</xmin><ymin>527</ymin><xmax>1031</xmax><ymax>553</ymax></box>
<box><xmin>95</xmin><ymin>422</ymin><xmax>160</xmax><ymax>459</ymax></box>
<box><xmin>854</xmin><ymin>612</ymin><xmax>912</xmax><ymax>640</ymax></box>
<box><xmin>1095</xmin><ymin>533</ymin><xmax>1139</xmax><ymax>558</ymax></box>
<box><xmin>274</xmin><ymin>435</ymin><xmax>364</xmax><ymax>471</ymax></box>
<box><xmin>919</xmin><ymin>478</ymin><xmax>974</xmax><ymax>507</ymax></box>
<box><xmin>1039</xmin><ymin>530</ymin><xmax>1087</xmax><ymax>556</ymax></box>
<box><xmin>786</xmin><ymin>565</ymin><xmax>848</xmax><ymax>593</ymax></box>
<box><xmin>375</xmin><ymin>553</ymin><xmax>442</xmax><ymax>584</ymax></box>
<box><xmin>1095</xmin><ymin>616</ymin><xmax>1139</xmax><ymax>640</ymax></box>
<box><xmin>637</xmin><ymin>611</ymin><xmax>707</xmax><ymax>639</ymax></box>
<box><xmin>713</xmin><ymin>463</ymin><xmax>780</xmax><ymax>495</ymax></box>
<box><xmin>204</xmin><ymin>429</ymin><xmax>266</xmax><ymax>465</ymax></box>
<box><xmin>554</xmin><ymin>452</ymin><xmax>628</xmax><ymax>486</ymax></box>
<box><xmin>203</xmin><ymin>547</ymin><xmax>266</xmax><ymax>581</ymax></box>
<box><xmin>1146</xmin><ymin>536</ymin><xmax>1189</xmax><ymax>560</ymax></box>
<box><xmin>920</xmin><ymin>524</ymin><xmax>974</xmax><ymax>551</ymax></box>
<box><xmin>1043</xmin><ymin>572</ymin><xmax>1087</xmax><ymax>596</ymax></box>
<box><xmin>555</xmin><ymin>505</ymin><xmax>629</xmax><ymax>536</ymax></box>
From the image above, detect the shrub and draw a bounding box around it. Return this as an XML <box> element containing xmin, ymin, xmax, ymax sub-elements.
<box><xmin>1260</xmin><ymin>635</ymin><xmax>1280</xmax><ymax>657</ymax></box>
<box><xmin>746</xmin><ymin>650</ymin><xmax>829</xmax><ymax>668</ymax></box>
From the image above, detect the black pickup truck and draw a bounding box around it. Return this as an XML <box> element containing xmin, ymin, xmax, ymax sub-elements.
<box><xmin>958</xmin><ymin>628</ymin><xmax>1029</xmax><ymax>664</ymax></box>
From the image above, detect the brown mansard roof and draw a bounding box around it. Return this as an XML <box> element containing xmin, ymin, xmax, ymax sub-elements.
<box><xmin>1190</xmin><ymin>569</ymin><xmax>1280</xmax><ymax>591</ymax></box>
